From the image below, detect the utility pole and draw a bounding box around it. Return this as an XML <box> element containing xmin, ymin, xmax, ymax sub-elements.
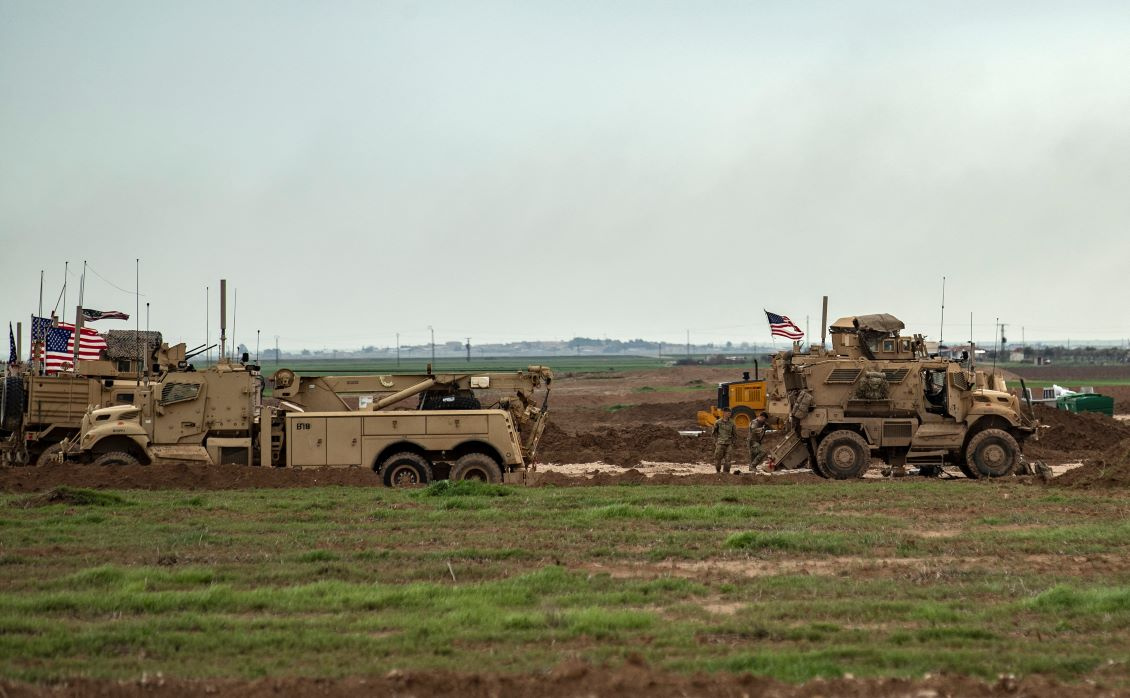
<box><xmin>256</xmin><ymin>329</ymin><xmax>260</xmax><ymax>362</ymax></box>
<box><xmin>465</xmin><ymin>337</ymin><xmax>471</xmax><ymax>362</ymax></box>
<box><xmin>429</xmin><ymin>326</ymin><xmax>435</xmax><ymax>368</ymax></box>
<box><xmin>274</xmin><ymin>335</ymin><xmax>279</xmax><ymax>367</ymax></box>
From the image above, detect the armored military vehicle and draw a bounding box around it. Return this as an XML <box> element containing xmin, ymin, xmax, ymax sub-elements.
<box><xmin>765</xmin><ymin>314</ymin><xmax>1038</xmax><ymax>479</ymax></box>
<box><xmin>0</xmin><ymin>331</ymin><xmax>193</xmax><ymax>465</ymax></box>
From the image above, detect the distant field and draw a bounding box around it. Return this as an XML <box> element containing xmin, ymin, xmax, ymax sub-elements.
<box><xmin>214</xmin><ymin>355</ymin><xmax>699</xmax><ymax>375</ymax></box>
<box><xmin>2</xmin><ymin>481</ymin><xmax>1129</xmax><ymax>686</ymax></box>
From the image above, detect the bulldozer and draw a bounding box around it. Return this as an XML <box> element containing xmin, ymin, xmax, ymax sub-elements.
<box><xmin>696</xmin><ymin>361</ymin><xmax>768</xmax><ymax>431</ymax></box>
<box><xmin>764</xmin><ymin>313</ymin><xmax>1038</xmax><ymax>479</ymax></box>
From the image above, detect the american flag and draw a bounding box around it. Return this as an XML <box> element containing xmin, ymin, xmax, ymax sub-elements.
<box><xmin>31</xmin><ymin>316</ymin><xmax>108</xmax><ymax>373</ymax></box>
<box><xmin>82</xmin><ymin>308</ymin><xmax>130</xmax><ymax>322</ymax></box>
<box><xmin>765</xmin><ymin>310</ymin><xmax>804</xmax><ymax>341</ymax></box>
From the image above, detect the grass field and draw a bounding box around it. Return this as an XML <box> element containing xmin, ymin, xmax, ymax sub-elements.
<box><xmin>2</xmin><ymin>481</ymin><xmax>1129</xmax><ymax>686</ymax></box>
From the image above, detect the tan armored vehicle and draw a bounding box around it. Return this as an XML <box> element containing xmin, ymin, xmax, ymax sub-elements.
<box><xmin>1</xmin><ymin>332</ymin><xmax>191</xmax><ymax>465</ymax></box>
<box><xmin>765</xmin><ymin>314</ymin><xmax>1038</xmax><ymax>479</ymax></box>
<box><xmin>67</xmin><ymin>360</ymin><xmax>552</xmax><ymax>486</ymax></box>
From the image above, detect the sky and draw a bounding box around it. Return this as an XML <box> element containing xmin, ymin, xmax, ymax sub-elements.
<box><xmin>2</xmin><ymin>1</ymin><xmax>1128</xmax><ymax>352</ymax></box>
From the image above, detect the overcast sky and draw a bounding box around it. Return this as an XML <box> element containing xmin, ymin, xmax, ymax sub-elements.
<box><xmin>2</xmin><ymin>1</ymin><xmax>1128</xmax><ymax>352</ymax></box>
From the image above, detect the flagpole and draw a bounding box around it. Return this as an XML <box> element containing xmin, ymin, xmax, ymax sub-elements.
<box><xmin>37</xmin><ymin>271</ymin><xmax>44</xmax><ymax>373</ymax></box>
<box><xmin>136</xmin><ymin>258</ymin><xmax>140</xmax><ymax>385</ymax></box>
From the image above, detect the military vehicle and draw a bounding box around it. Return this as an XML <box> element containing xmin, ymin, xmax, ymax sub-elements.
<box><xmin>67</xmin><ymin>359</ymin><xmax>553</xmax><ymax>486</ymax></box>
<box><xmin>764</xmin><ymin>313</ymin><xmax>1038</xmax><ymax>479</ymax></box>
<box><xmin>696</xmin><ymin>363</ymin><xmax>768</xmax><ymax>431</ymax></box>
<box><xmin>0</xmin><ymin>331</ymin><xmax>195</xmax><ymax>466</ymax></box>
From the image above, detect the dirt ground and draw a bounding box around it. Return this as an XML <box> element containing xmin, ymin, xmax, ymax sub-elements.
<box><xmin>1</xmin><ymin>663</ymin><xmax>1122</xmax><ymax>698</ymax></box>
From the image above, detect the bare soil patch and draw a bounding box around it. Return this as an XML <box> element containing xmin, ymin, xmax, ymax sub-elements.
<box><xmin>0</xmin><ymin>664</ymin><xmax>1119</xmax><ymax>698</ymax></box>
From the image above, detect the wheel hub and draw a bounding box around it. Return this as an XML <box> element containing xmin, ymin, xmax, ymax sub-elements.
<box><xmin>832</xmin><ymin>445</ymin><xmax>858</xmax><ymax>469</ymax></box>
<box><xmin>391</xmin><ymin>467</ymin><xmax>418</xmax><ymax>486</ymax></box>
<box><xmin>981</xmin><ymin>443</ymin><xmax>1006</xmax><ymax>468</ymax></box>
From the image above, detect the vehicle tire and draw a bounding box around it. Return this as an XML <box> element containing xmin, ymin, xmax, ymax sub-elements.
<box><xmin>955</xmin><ymin>457</ymin><xmax>977</xmax><ymax>479</ymax></box>
<box><xmin>731</xmin><ymin>406</ymin><xmax>755</xmax><ymax>431</ymax></box>
<box><xmin>815</xmin><ymin>430</ymin><xmax>871</xmax><ymax>479</ymax></box>
<box><xmin>380</xmin><ymin>452</ymin><xmax>432</xmax><ymax>487</ymax></box>
<box><xmin>92</xmin><ymin>451</ymin><xmax>140</xmax><ymax>466</ymax></box>
<box><xmin>1</xmin><ymin>377</ymin><xmax>25</xmax><ymax>431</ymax></box>
<box><xmin>36</xmin><ymin>443</ymin><xmax>65</xmax><ymax>467</ymax></box>
<box><xmin>450</xmin><ymin>453</ymin><xmax>502</xmax><ymax>483</ymax></box>
<box><xmin>964</xmin><ymin>429</ymin><xmax>1020</xmax><ymax>478</ymax></box>
<box><xmin>420</xmin><ymin>391</ymin><xmax>481</xmax><ymax>411</ymax></box>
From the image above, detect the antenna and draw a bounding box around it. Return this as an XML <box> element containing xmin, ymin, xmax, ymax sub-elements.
<box><xmin>205</xmin><ymin>286</ymin><xmax>210</xmax><ymax>366</ymax></box>
<box><xmin>992</xmin><ymin>316</ymin><xmax>999</xmax><ymax>376</ymax></box>
<box><xmin>136</xmin><ymin>258</ymin><xmax>141</xmax><ymax>385</ymax></box>
<box><xmin>939</xmin><ymin>276</ymin><xmax>945</xmax><ymax>346</ymax></box>
<box><xmin>220</xmin><ymin>279</ymin><xmax>227</xmax><ymax>362</ymax></box>
<box><xmin>232</xmin><ymin>288</ymin><xmax>238</xmax><ymax>362</ymax></box>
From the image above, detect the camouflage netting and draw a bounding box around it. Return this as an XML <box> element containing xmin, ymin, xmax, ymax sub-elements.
<box><xmin>853</xmin><ymin>372</ymin><xmax>890</xmax><ymax>400</ymax></box>
<box><xmin>103</xmin><ymin>330</ymin><xmax>162</xmax><ymax>360</ymax></box>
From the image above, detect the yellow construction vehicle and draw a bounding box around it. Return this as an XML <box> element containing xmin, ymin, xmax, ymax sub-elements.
<box><xmin>696</xmin><ymin>363</ymin><xmax>768</xmax><ymax>431</ymax></box>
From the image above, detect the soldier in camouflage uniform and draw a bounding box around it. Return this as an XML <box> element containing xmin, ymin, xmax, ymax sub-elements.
<box><xmin>712</xmin><ymin>408</ymin><xmax>736</xmax><ymax>473</ymax></box>
<box><xmin>748</xmin><ymin>412</ymin><xmax>769</xmax><ymax>469</ymax></box>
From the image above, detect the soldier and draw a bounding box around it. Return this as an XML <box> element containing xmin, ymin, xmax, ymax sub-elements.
<box><xmin>749</xmin><ymin>412</ymin><xmax>769</xmax><ymax>469</ymax></box>
<box><xmin>712</xmin><ymin>407</ymin><xmax>736</xmax><ymax>473</ymax></box>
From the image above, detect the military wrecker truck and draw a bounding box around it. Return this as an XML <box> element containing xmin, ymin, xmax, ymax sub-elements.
<box><xmin>65</xmin><ymin>357</ymin><xmax>553</xmax><ymax>486</ymax></box>
<box><xmin>765</xmin><ymin>313</ymin><xmax>1038</xmax><ymax>479</ymax></box>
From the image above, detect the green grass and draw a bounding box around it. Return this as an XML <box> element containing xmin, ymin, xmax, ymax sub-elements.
<box><xmin>2</xmin><ymin>482</ymin><xmax>1130</xmax><ymax>684</ymax></box>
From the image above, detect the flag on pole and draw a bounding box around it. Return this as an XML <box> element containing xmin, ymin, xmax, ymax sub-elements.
<box><xmin>82</xmin><ymin>309</ymin><xmax>130</xmax><ymax>322</ymax></box>
<box><xmin>765</xmin><ymin>311</ymin><xmax>804</xmax><ymax>340</ymax></box>
<box><xmin>8</xmin><ymin>322</ymin><xmax>15</xmax><ymax>363</ymax></box>
<box><xmin>30</xmin><ymin>316</ymin><xmax>107</xmax><ymax>373</ymax></box>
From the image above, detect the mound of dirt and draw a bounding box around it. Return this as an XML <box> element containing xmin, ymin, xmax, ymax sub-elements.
<box><xmin>605</xmin><ymin>399</ymin><xmax>709</xmax><ymax>426</ymax></box>
<box><xmin>1025</xmin><ymin>405</ymin><xmax>1130</xmax><ymax>461</ymax></box>
<box><xmin>539</xmin><ymin>423</ymin><xmax>718</xmax><ymax>466</ymax></box>
<box><xmin>1052</xmin><ymin>438</ymin><xmax>1130</xmax><ymax>489</ymax></box>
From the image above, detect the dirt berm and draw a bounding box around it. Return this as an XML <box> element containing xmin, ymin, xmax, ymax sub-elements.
<box><xmin>1052</xmin><ymin>437</ymin><xmax>1130</xmax><ymax>489</ymax></box>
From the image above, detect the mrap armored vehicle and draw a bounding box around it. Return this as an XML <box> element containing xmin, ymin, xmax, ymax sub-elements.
<box><xmin>1</xmin><ymin>330</ymin><xmax>194</xmax><ymax>466</ymax></box>
<box><xmin>65</xmin><ymin>359</ymin><xmax>552</xmax><ymax>486</ymax></box>
<box><xmin>765</xmin><ymin>313</ymin><xmax>1037</xmax><ymax>479</ymax></box>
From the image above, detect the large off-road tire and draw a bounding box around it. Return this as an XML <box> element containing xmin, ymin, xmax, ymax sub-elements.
<box><xmin>1</xmin><ymin>377</ymin><xmax>25</xmax><ymax>431</ymax></box>
<box><xmin>450</xmin><ymin>453</ymin><xmax>503</xmax><ymax>483</ymax></box>
<box><xmin>36</xmin><ymin>443</ymin><xmax>65</xmax><ymax>467</ymax></box>
<box><xmin>955</xmin><ymin>457</ymin><xmax>977</xmax><ymax>479</ymax></box>
<box><xmin>92</xmin><ymin>451</ymin><xmax>140</xmax><ymax>466</ymax></box>
<box><xmin>815</xmin><ymin>430</ymin><xmax>872</xmax><ymax>480</ymax></box>
<box><xmin>380</xmin><ymin>452</ymin><xmax>432</xmax><ymax>487</ymax></box>
<box><xmin>731</xmin><ymin>406</ymin><xmax>755</xmax><ymax>431</ymax></box>
<box><xmin>963</xmin><ymin>429</ymin><xmax>1020</xmax><ymax>478</ymax></box>
<box><xmin>420</xmin><ymin>391</ymin><xmax>482</xmax><ymax>411</ymax></box>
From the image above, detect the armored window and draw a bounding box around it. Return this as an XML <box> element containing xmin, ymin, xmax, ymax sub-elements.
<box><xmin>116</xmin><ymin>359</ymin><xmax>131</xmax><ymax>372</ymax></box>
<box><xmin>900</xmin><ymin>339</ymin><xmax>912</xmax><ymax>352</ymax></box>
<box><xmin>950</xmin><ymin>372</ymin><xmax>972</xmax><ymax>391</ymax></box>
<box><xmin>160</xmin><ymin>382</ymin><xmax>201</xmax><ymax>405</ymax></box>
<box><xmin>115</xmin><ymin>393</ymin><xmax>134</xmax><ymax>404</ymax></box>
<box><xmin>882</xmin><ymin>340</ymin><xmax>896</xmax><ymax>352</ymax></box>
